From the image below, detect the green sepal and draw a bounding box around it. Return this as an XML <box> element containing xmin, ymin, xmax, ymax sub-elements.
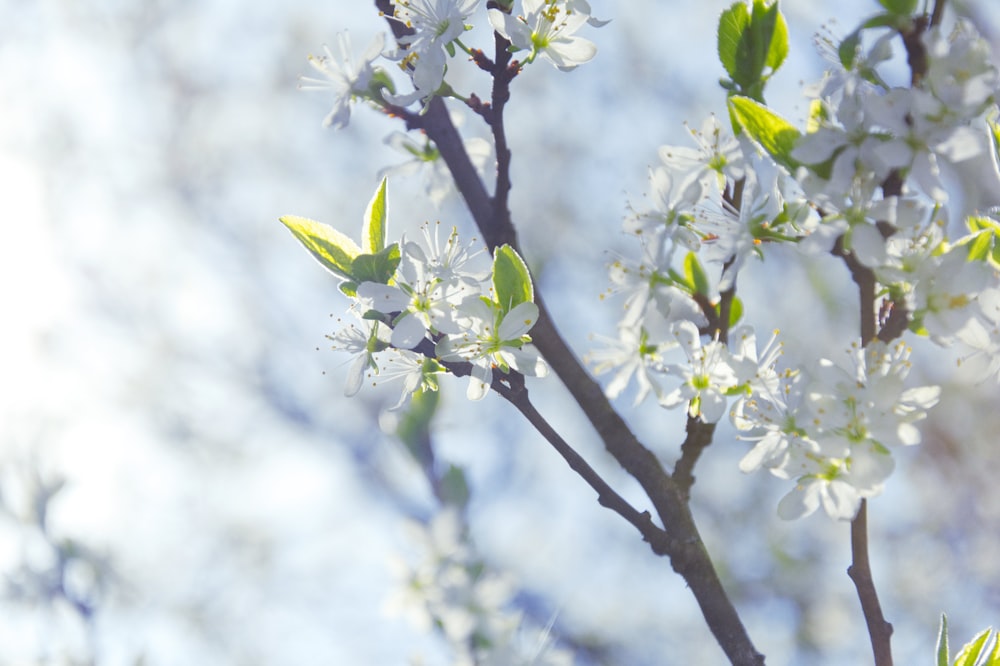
<box><xmin>492</xmin><ymin>244</ymin><xmax>534</xmax><ymax>315</ymax></box>
<box><xmin>684</xmin><ymin>252</ymin><xmax>711</xmax><ymax>296</ymax></box>
<box><xmin>279</xmin><ymin>215</ymin><xmax>361</xmax><ymax>280</ymax></box>
<box><xmin>839</xmin><ymin>27</ymin><xmax>863</xmax><ymax>70</ymax></box>
<box><xmin>667</xmin><ymin>267</ymin><xmax>695</xmax><ymax>293</ymax></box>
<box><xmin>729</xmin><ymin>95</ymin><xmax>802</xmax><ymax>170</ymax></box>
<box><xmin>350</xmin><ymin>243</ymin><xmax>402</xmax><ymax>286</ymax></box>
<box><xmin>362</xmin><ymin>177</ymin><xmax>388</xmax><ymax>254</ymax></box>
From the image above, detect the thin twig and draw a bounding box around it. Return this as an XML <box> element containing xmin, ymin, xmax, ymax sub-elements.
<box><xmin>491</xmin><ymin>373</ymin><xmax>673</xmax><ymax>554</ymax></box>
<box><xmin>848</xmin><ymin>501</ymin><xmax>894</xmax><ymax>666</ymax></box>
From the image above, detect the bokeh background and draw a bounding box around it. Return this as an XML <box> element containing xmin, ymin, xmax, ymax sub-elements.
<box><xmin>3</xmin><ymin>0</ymin><xmax>1000</xmax><ymax>663</ymax></box>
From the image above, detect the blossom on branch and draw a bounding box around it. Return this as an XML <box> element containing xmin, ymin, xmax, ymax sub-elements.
<box><xmin>488</xmin><ymin>0</ymin><xmax>607</xmax><ymax>70</ymax></box>
<box><xmin>299</xmin><ymin>32</ymin><xmax>386</xmax><ymax>129</ymax></box>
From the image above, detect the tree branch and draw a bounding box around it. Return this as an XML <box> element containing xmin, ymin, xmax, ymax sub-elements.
<box><xmin>834</xmin><ymin>239</ymin><xmax>894</xmax><ymax>664</ymax></box>
<box><xmin>848</xmin><ymin>501</ymin><xmax>894</xmax><ymax>666</ymax></box>
<box><xmin>374</xmin><ymin>4</ymin><xmax>764</xmax><ymax>662</ymax></box>
<box><xmin>491</xmin><ymin>372</ymin><xmax>673</xmax><ymax>555</ymax></box>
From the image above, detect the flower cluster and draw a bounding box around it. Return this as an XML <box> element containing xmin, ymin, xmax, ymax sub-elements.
<box><xmin>386</xmin><ymin>509</ymin><xmax>573</xmax><ymax>665</ymax></box>
<box><xmin>298</xmin><ymin>1</ymin><xmax>605</xmax><ymax>204</ymax></box>
<box><xmin>734</xmin><ymin>340</ymin><xmax>940</xmax><ymax>520</ymax></box>
<box><xmin>596</xmin><ymin>16</ymin><xmax>1000</xmax><ymax>519</ymax></box>
<box><xmin>283</xmin><ymin>182</ymin><xmax>546</xmax><ymax>409</ymax></box>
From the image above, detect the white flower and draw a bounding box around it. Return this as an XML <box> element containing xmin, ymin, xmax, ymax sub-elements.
<box><xmin>299</xmin><ymin>32</ymin><xmax>386</xmax><ymax>129</ymax></box>
<box><xmin>657</xmin><ymin>115</ymin><xmax>745</xmax><ymax>200</ymax></box>
<box><xmin>327</xmin><ymin>318</ymin><xmax>387</xmax><ymax>396</ymax></box>
<box><xmin>378</xmin><ymin>349</ymin><xmax>443</xmax><ymax>410</ymax></box>
<box><xmin>924</xmin><ymin>20</ymin><xmax>1000</xmax><ymax>116</ymax></box>
<box><xmin>587</xmin><ymin>325</ymin><xmax>668</xmax><ymax>405</ymax></box>
<box><xmin>659</xmin><ymin>320</ymin><xmax>738</xmax><ymax>423</ymax></box>
<box><xmin>911</xmin><ymin>247</ymin><xmax>994</xmax><ymax>344</ymax></box>
<box><xmin>489</xmin><ymin>0</ymin><xmax>605</xmax><ymax>71</ymax></box>
<box><xmin>436</xmin><ymin>299</ymin><xmax>547</xmax><ymax>400</ymax></box>
<box><xmin>388</xmin><ymin>0</ymin><xmax>480</xmax><ymax>105</ymax></box>
<box><xmin>806</xmin><ymin>341</ymin><xmax>940</xmax><ymax>451</ymax></box>
<box><xmin>624</xmin><ymin>166</ymin><xmax>701</xmax><ymax>250</ymax></box>
<box><xmin>956</xmin><ymin>287</ymin><xmax>1000</xmax><ymax>382</ymax></box>
<box><xmin>694</xmin><ymin>155</ymin><xmax>783</xmax><ymax>289</ymax></box>
<box><xmin>863</xmin><ymin>87</ymin><xmax>987</xmax><ymax>202</ymax></box>
<box><xmin>356</xmin><ymin>235</ymin><xmax>472</xmax><ymax>349</ymax></box>
<box><xmin>378</xmin><ymin>130</ymin><xmax>493</xmax><ymax>207</ymax></box>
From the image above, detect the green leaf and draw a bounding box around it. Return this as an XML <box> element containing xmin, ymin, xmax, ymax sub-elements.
<box><xmin>729</xmin><ymin>95</ymin><xmax>802</xmax><ymax>169</ymax></box>
<box><xmin>954</xmin><ymin>628</ymin><xmax>994</xmax><ymax>666</ymax></box>
<box><xmin>878</xmin><ymin>0</ymin><xmax>918</xmax><ymax>15</ymax></box>
<box><xmin>395</xmin><ymin>387</ymin><xmax>439</xmax><ymax>468</ymax></box>
<box><xmin>683</xmin><ymin>252</ymin><xmax>711</xmax><ymax>296</ymax></box>
<box><xmin>362</xmin><ymin>177</ymin><xmax>388</xmax><ymax>254</ymax></box>
<box><xmin>937</xmin><ymin>614</ymin><xmax>951</xmax><ymax>666</ymax></box>
<box><xmin>985</xmin><ymin>632</ymin><xmax>1000</xmax><ymax>666</ymax></box>
<box><xmin>492</xmin><ymin>244</ymin><xmax>534</xmax><ymax>315</ymax></box>
<box><xmin>717</xmin><ymin>2</ymin><xmax>751</xmax><ymax>83</ymax></box>
<box><xmin>729</xmin><ymin>296</ymin><xmax>744</xmax><ymax>327</ymax></box>
<box><xmin>966</xmin><ymin>230</ymin><xmax>994</xmax><ymax>262</ymax></box>
<box><xmin>763</xmin><ymin>1</ymin><xmax>789</xmax><ymax>75</ymax></box>
<box><xmin>279</xmin><ymin>215</ymin><xmax>361</xmax><ymax>280</ymax></box>
<box><xmin>350</xmin><ymin>243</ymin><xmax>401</xmax><ymax>285</ymax></box>
<box><xmin>440</xmin><ymin>464</ymin><xmax>470</xmax><ymax>509</ymax></box>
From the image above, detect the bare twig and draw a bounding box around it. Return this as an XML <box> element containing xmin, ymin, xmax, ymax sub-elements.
<box><xmin>848</xmin><ymin>501</ymin><xmax>894</xmax><ymax>666</ymax></box>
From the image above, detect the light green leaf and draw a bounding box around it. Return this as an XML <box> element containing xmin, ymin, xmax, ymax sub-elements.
<box><xmin>683</xmin><ymin>252</ymin><xmax>711</xmax><ymax>296</ymax></box>
<box><xmin>362</xmin><ymin>177</ymin><xmax>388</xmax><ymax>254</ymax></box>
<box><xmin>985</xmin><ymin>632</ymin><xmax>1000</xmax><ymax>666</ymax></box>
<box><xmin>492</xmin><ymin>244</ymin><xmax>534</xmax><ymax>315</ymax></box>
<box><xmin>280</xmin><ymin>215</ymin><xmax>362</xmax><ymax>280</ymax></box>
<box><xmin>717</xmin><ymin>2</ymin><xmax>751</xmax><ymax>83</ymax></box>
<box><xmin>763</xmin><ymin>0</ymin><xmax>789</xmax><ymax>74</ymax></box>
<box><xmin>729</xmin><ymin>95</ymin><xmax>802</xmax><ymax>169</ymax></box>
<box><xmin>954</xmin><ymin>628</ymin><xmax>994</xmax><ymax>666</ymax></box>
<box><xmin>966</xmin><ymin>230</ymin><xmax>994</xmax><ymax>263</ymax></box>
<box><xmin>937</xmin><ymin>615</ymin><xmax>951</xmax><ymax>666</ymax></box>
<box><xmin>728</xmin><ymin>296</ymin><xmax>744</xmax><ymax>327</ymax></box>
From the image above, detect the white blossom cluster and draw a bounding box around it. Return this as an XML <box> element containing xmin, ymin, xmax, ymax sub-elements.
<box><xmin>385</xmin><ymin>509</ymin><xmax>573</xmax><ymax>666</ymax></box>
<box><xmin>328</xmin><ymin>223</ymin><xmax>547</xmax><ymax>405</ymax></box>
<box><xmin>594</xmin><ymin>19</ymin><xmax>1000</xmax><ymax>520</ymax></box>
<box><xmin>298</xmin><ymin>0</ymin><xmax>607</xmax><ymax>205</ymax></box>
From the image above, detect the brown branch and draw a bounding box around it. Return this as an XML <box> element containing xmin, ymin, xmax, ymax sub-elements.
<box><xmin>673</xmin><ymin>417</ymin><xmax>718</xmax><ymax>503</ymax></box>
<box><xmin>848</xmin><ymin>501</ymin><xmax>894</xmax><ymax>666</ymax></box>
<box><xmin>832</xmin><ymin>237</ymin><xmax>893</xmax><ymax>663</ymax></box>
<box><xmin>491</xmin><ymin>372</ymin><xmax>673</xmax><ymax>555</ymax></box>
<box><xmin>374</xmin><ymin>4</ymin><xmax>764</xmax><ymax>662</ymax></box>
